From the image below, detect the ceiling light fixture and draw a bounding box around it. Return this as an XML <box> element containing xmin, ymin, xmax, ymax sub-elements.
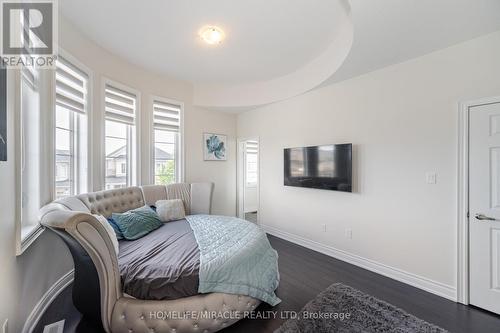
<box><xmin>200</xmin><ymin>26</ymin><xmax>225</xmax><ymax>45</ymax></box>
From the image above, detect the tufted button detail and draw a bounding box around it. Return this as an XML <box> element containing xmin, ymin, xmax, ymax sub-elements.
<box><xmin>106</xmin><ymin>281</ymin><xmax>261</xmax><ymax>333</ymax></box>
<box><xmin>128</xmin><ymin>330</ymin><xmax>133</xmax><ymax>333</ymax></box>
<box><xmin>121</xmin><ymin>314</ymin><xmax>126</xmax><ymax>319</ymax></box>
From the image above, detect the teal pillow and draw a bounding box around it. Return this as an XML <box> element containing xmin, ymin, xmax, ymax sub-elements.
<box><xmin>106</xmin><ymin>217</ymin><xmax>124</xmax><ymax>240</ymax></box>
<box><xmin>111</xmin><ymin>205</ymin><xmax>162</xmax><ymax>240</ymax></box>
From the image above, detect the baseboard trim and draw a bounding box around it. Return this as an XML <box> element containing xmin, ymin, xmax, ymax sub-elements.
<box><xmin>263</xmin><ymin>224</ymin><xmax>457</xmax><ymax>301</ymax></box>
<box><xmin>22</xmin><ymin>269</ymin><xmax>74</xmax><ymax>333</ymax></box>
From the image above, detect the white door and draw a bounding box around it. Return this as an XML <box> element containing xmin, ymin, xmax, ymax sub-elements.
<box><xmin>470</xmin><ymin>101</ymin><xmax>500</xmax><ymax>314</ymax></box>
<box><xmin>237</xmin><ymin>140</ymin><xmax>246</xmax><ymax>219</ymax></box>
<box><xmin>237</xmin><ymin>139</ymin><xmax>260</xmax><ymax>223</ymax></box>
<box><xmin>244</xmin><ymin>140</ymin><xmax>259</xmax><ymax>224</ymax></box>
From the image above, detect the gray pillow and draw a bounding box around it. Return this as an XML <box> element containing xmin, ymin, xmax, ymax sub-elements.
<box><xmin>155</xmin><ymin>199</ymin><xmax>186</xmax><ymax>222</ymax></box>
<box><xmin>111</xmin><ymin>205</ymin><xmax>162</xmax><ymax>240</ymax></box>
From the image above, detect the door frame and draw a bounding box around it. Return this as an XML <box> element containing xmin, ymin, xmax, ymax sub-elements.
<box><xmin>458</xmin><ymin>95</ymin><xmax>500</xmax><ymax>305</ymax></box>
<box><xmin>236</xmin><ymin>137</ymin><xmax>260</xmax><ymax>223</ymax></box>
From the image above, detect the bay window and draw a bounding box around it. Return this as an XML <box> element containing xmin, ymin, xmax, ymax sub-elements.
<box><xmin>152</xmin><ymin>99</ymin><xmax>182</xmax><ymax>185</ymax></box>
<box><xmin>20</xmin><ymin>67</ymin><xmax>41</xmax><ymax>239</ymax></box>
<box><xmin>54</xmin><ymin>56</ymin><xmax>89</xmax><ymax>199</ymax></box>
<box><xmin>104</xmin><ymin>83</ymin><xmax>138</xmax><ymax>189</ymax></box>
<box><xmin>17</xmin><ymin>65</ymin><xmax>52</xmax><ymax>253</ymax></box>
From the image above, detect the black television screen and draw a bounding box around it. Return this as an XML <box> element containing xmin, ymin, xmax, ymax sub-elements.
<box><xmin>284</xmin><ymin>143</ymin><xmax>352</xmax><ymax>192</ymax></box>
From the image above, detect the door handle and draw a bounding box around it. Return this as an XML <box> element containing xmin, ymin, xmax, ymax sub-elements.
<box><xmin>475</xmin><ymin>214</ymin><xmax>499</xmax><ymax>221</ymax></box>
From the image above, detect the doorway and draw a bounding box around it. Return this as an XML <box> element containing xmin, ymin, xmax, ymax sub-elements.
<box><xmin>237</xmin><ymin>138</ymin><xmax>259</xmax><ymax>223</ymax></box>
<box><xmin>458</xmin><ymin>96</ymin><xmax>500</xmax><ymax>314</ymax></box>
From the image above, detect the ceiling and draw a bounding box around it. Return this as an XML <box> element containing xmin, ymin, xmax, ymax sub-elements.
<box><xmin>60</xmin><ymin>0</ymin><xmax>500</xmax><ymax>110</ymax></box>
<box><xmin>326</xmin><ymin>0</ymin><xmax>500</xmax><ymax>85</ymax></box>
<box><xmin>60</xmin><ymin>0</ymin><xmax>342</xmax><ymax>85</ymax></box>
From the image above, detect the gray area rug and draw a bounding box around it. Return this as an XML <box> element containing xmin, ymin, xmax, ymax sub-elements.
<box><xmin>275</xmin><ymin>283</ymin><xmax>448</xmax><ymax>333</ymax></box>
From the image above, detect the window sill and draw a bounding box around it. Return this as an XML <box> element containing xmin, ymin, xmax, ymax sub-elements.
<box><xmin>17</xmin><ymin>224</ymin><xmax>45</xmax><ymax>256</ymax></box>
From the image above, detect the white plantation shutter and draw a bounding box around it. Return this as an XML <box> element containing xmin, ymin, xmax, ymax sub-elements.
<box><xmin>246</xmin><ymin>141</ymin><xmax>258</xmax><ymax>154</ymax></box>
<box><xmin>105</xmin><ymin>84</ymin><xmax>136</xmax><ymax>125</ymax></box>
<box><xmin>246</xmin><ymin>141</ymin><xmax>258</xmax><ymax>185</ymax></box>
<box><xmin>56</xmin><ymin>57</ymin><xmax>88</xmax><ymax>114</ymax></box>
<box><xmin>153</xmin><ymin>100</ymin><xmax>181</xmax><ymax>132</ymax></box>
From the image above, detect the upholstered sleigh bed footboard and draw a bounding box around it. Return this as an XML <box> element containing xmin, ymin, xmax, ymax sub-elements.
<box><xmin>111</xmin><ymin>293</ymin><xmax>260</xmax><ymax>333</ymax></box>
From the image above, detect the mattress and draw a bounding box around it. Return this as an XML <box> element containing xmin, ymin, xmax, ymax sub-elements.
<box><xmin>117</xmin><ymin>219</ymin><xmax>200</xmax><ymax>300</ymax></box>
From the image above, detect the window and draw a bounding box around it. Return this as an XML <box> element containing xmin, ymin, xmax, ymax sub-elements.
<box><xmin>54</xmin><ymin>56</ymin><xmax>89</xmax><ymax>199</ymax></box>
<box><xmin>20</xmin><ymin>66</ymin><xmax>42</xmax><ymax>238</ymax></box>
<box><xmin>104</xmin><ymin>83</ymin><xmax>138</xmax><ymax>189</ymax></box>
<box><xmin>152</xmin><ymin>99</ymin><xmax>182</xmax><ymax>185</ymax></box>
<box><xmin>246</xmin><ymin>141</ymin><xmax>258</xmax><ymax>186</ymax></box>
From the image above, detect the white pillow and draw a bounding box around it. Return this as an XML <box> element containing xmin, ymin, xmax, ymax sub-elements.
<box><xmin>93</xmin><ymin>214</ymin><xmax>119</xmax><ymax>255</ymax></box>
<box><xmin>156</xmin><ymin>199</ymin><xmax>186</xmax><ymax>222</ymax></box>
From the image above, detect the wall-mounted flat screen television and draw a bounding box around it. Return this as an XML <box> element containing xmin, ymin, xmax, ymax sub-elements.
<box><xmin>284</xmin><ymin>143</ymin><xmax>352</xmax><ymax>192</ymax></box>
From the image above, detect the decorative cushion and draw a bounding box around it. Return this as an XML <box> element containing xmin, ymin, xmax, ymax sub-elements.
<box><xmin>155</xmin><ymin>199</ymin><xmax>186</xmax><ymax>222</ymax></box>
<box><xmin>111</xmin><ymin>205</ymin><xmax>163</xmax><ymax>240</ymax></box>
<box><xmin>107</xmin><ymin>217</ymin><xmax>124</xmax><ymax>240</ymax></box>
<box><xmin>94</xmin><ymin>215</ymin><xmax>120</xmax><ymax>255</ymax></box>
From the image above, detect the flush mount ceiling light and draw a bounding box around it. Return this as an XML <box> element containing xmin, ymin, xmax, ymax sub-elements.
<box><xmin>200</xmin><ymin>26</ymin><xmax>225</xmax><ymax>45</ymax></box>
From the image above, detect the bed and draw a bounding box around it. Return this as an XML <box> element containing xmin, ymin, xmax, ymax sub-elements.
<box><xmin>40</xmin><ymin>183</ymin><xmax>280</xmax><ymax>333</ymax></box>
<box><xmin>118</xmin><ymin>219</ymin><xmax>201</xmax><ymax>301</ymax></box>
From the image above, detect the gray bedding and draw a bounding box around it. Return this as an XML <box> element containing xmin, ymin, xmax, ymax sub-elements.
<box><xmin>117</xmin><ymin>219</ymin><xmax>200</xmax><ymax>300</ymax></box>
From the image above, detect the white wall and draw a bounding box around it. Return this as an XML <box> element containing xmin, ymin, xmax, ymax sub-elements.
<box><xmin>0</xmin><ymin>16</ymin><xmax>237</xmax><ymax>332</ymax></box>
<box><xmin>184</xmin><ymin>106</ymin><xmax>237</xmax><ymax>216</ymax></box>
<box><xmin>237</xmin><ymin>31</ymin><xmax>500</xmax><ymax>295</ymax></box>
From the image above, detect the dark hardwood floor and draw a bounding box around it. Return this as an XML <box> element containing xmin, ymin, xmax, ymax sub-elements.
<box><xmin>36</xmin><ymin>235</ymin><xmax>500</xmax><ymax>333</ymax></box>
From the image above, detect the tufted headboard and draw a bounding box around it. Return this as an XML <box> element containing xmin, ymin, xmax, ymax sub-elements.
<box><xmin>39</xmin><ymin>182</ymin><xmax>214</xmax><ymax>332</ymax></box>
<box><xmin>76</xmin><ymin>187</ymin><xmax>145</xmax><ymax>218</ymax></box>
